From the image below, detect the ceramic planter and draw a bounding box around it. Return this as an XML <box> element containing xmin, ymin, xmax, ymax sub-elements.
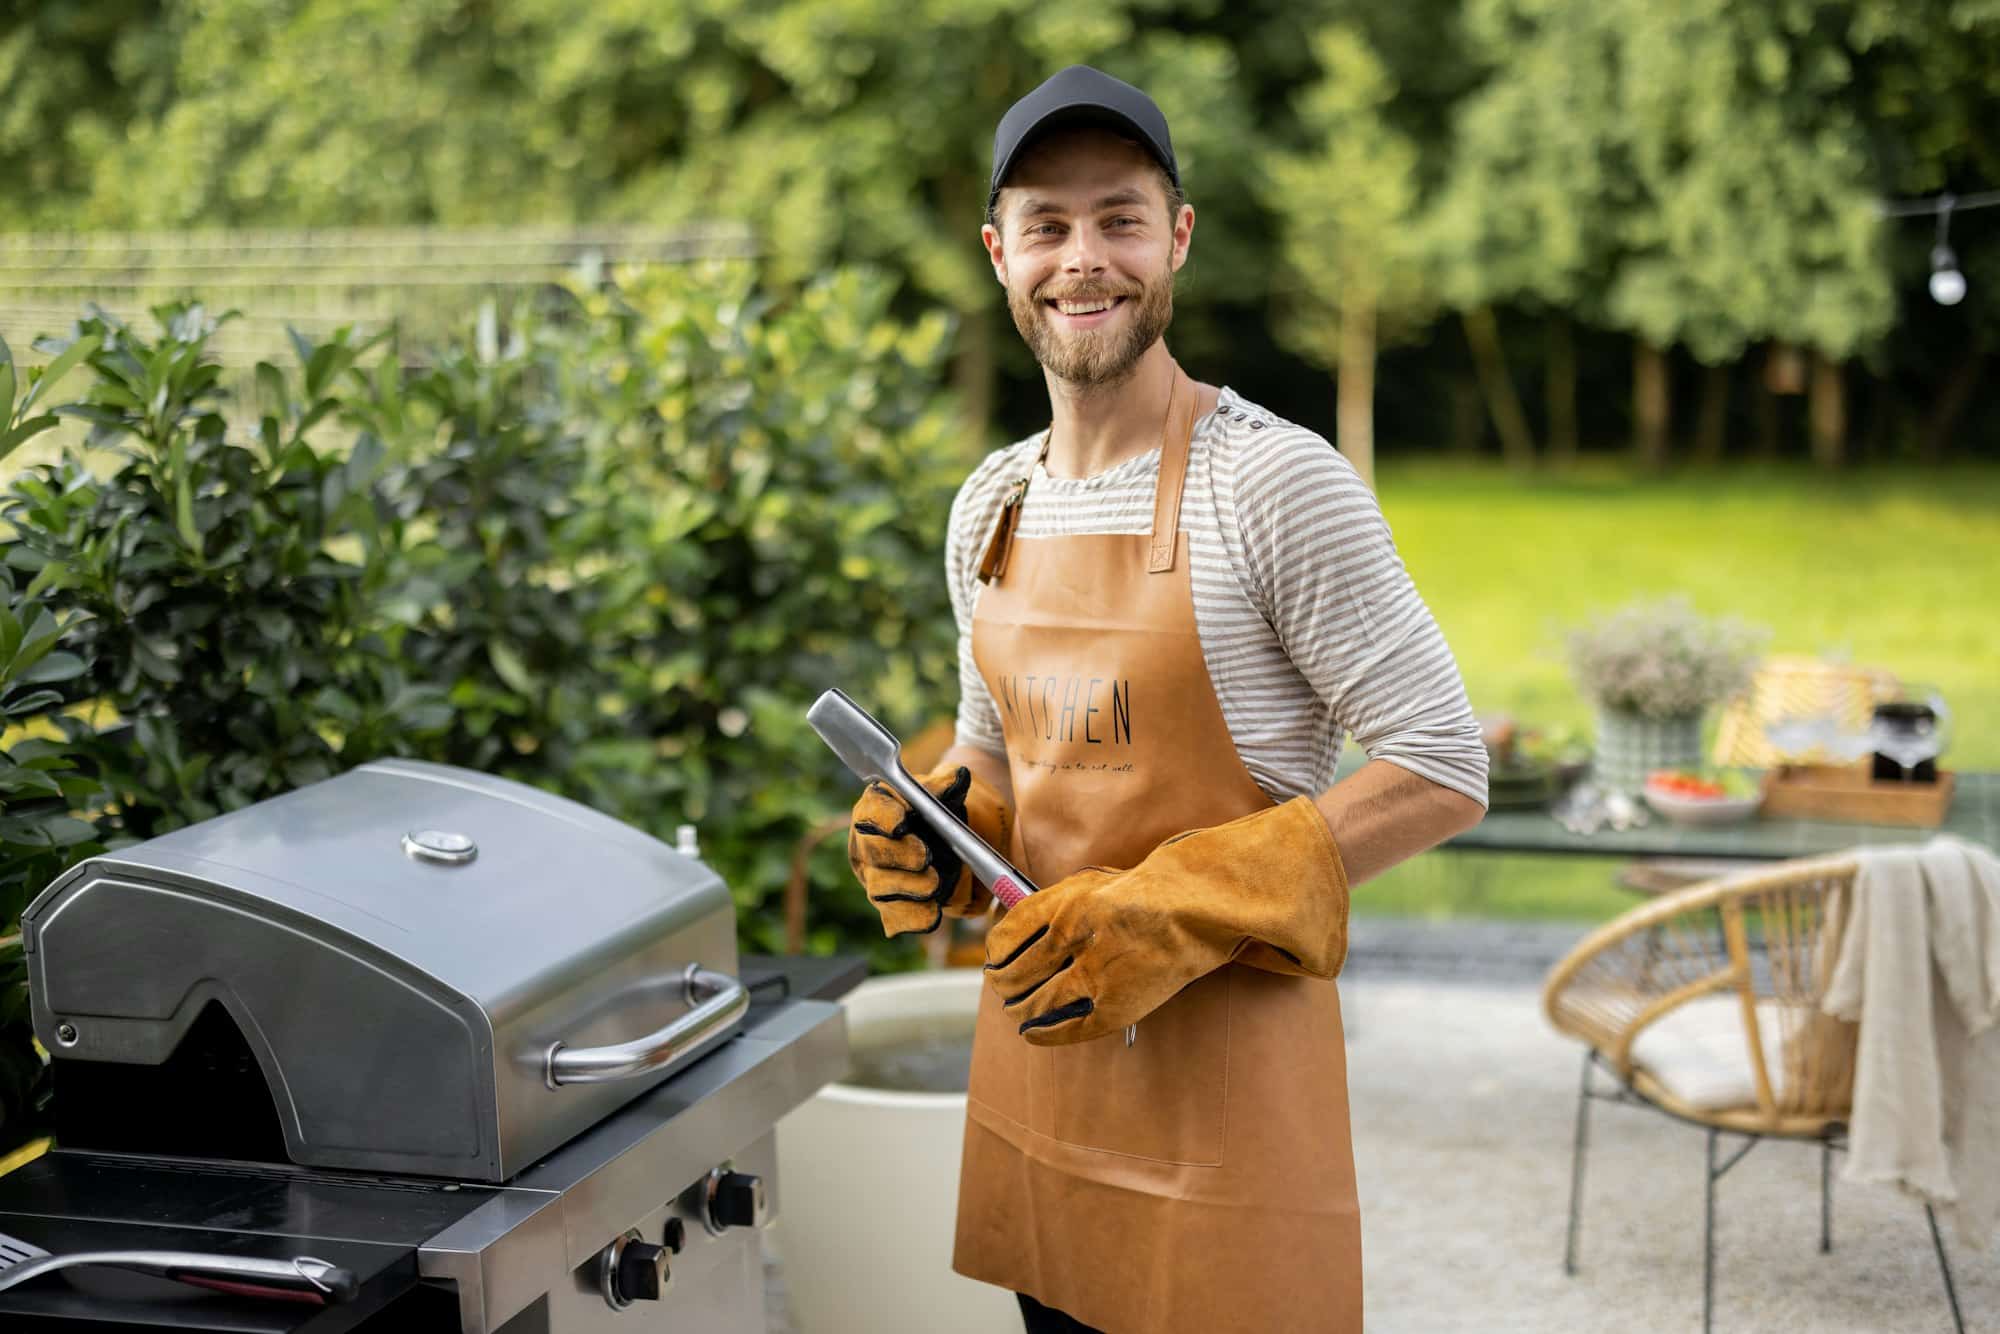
<box><xmin>771</xmin><ymin>970</ymin><xmax>1019</xmax><ymax>1334</ymax></box>
<box><xmin>1593</xmin><ymin>706</ymin><xmax>1704</xmax><ymax>794</ymax></box>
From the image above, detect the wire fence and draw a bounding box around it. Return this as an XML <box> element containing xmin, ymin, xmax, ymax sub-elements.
<box><xmin>0</xmin><ymin>222</ymin><xmax>759</xmax><ymax>367</ymax></box>
<box><xmin>0</xmin><ymin>222</ymin><xmax>761</xmax><ymax>477</ymax></box>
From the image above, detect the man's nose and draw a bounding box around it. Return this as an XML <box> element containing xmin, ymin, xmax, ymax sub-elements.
<box><xmin>1061</xmin><ymin>227</ymin><xmax>1108</xmax><ymax>277</ymax></box>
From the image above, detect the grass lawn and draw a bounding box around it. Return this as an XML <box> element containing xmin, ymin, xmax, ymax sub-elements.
<box><xmin>1353</xmin><ymin>459</ymin><xmax>2000</xmax><ymax>925</ymax></box>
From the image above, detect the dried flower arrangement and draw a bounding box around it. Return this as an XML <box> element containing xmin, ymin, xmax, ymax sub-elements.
<box><xmin>1567</xmin><ymin>596</ymin><xmax>1766</xmax><ymax>721</ymax></box>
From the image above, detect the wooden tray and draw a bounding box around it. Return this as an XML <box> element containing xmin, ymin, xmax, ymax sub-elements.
<box><xmin>1760</xmin><ymin>764</ymin><xmax>1956</xmax><ymax>827</ymax></box>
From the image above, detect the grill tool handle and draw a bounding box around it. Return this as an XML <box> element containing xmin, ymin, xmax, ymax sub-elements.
<box><xmin>806</xmin><ymin>688</ymin><xmax>1038</xmax><ymax>907</ymax></box>
<box><xmin>0</xmin><ymin>1250</ymin><xmax>357</xmax><ymax>1302</ymax></box>
<box><xmin>545</xmin><ymin>965</ymin><xmax>747</xmax><ymax>1087</ymax></box>
<box><xmin>809</xmin><ymin>688</ymin><xmax>1140</xmax><ymax>1048</ymax></box>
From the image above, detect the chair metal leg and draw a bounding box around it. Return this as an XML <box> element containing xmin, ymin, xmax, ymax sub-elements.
<box><xmin>1703</xmin><ymin>1127</ymin><xmax>1718</xmax><ymax>1334</ymax></box>
<box><xmin>1820</xmin><ymin>1139</ymin><xmax>1833</xmax><ymax>1254</ymax></box>
<box><xmin>1563</xmin><ymin>1050</ymin><xmax>1593</xmax><ymax>1277</ymax></box>
<box><xmin>1924</xmin><ymin>1205</ymin><xmax>1966</xmax><ymax>1334</ymax></box>
<box><xmin>1695</xmin><ymin>1132</ymin><xmax>1761</xmax><ymax>1333</ymax></box>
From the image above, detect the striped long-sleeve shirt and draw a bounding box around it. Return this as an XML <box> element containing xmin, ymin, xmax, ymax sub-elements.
<box><xmin>945</xmin><ymin>385</ymin><xmax>1489</xmax><ymax>810</ymax></box>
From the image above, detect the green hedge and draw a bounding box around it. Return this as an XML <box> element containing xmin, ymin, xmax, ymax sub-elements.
<box><xmin>0</xmin><ymin>264</ymin><xmax>971</xmax><ymax>1151</ymax></box>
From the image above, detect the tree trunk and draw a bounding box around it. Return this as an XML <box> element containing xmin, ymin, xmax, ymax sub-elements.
<box><xmin>1808</xmin><ymin>351</ymin><xmax>1846</xmax><ymax>468</ymax></box>
<box><xmin>1754</xmin><ymin>345</ymin><xmax>1782</xmax><ymax>459</ymax></box>
<box><xmin>1336</xmin><ymin>291</ymin><xmax>1378</xmax><ymax>491</ymax></box>
<box><xmin>1632</xmin><ymin>339</ymin><xmax>1670</xmax><ymax>469</ymax></box>
<box><xmin>1692</xmin><ymin>362</ymin><xmax>1729</xmax><ymax>464</ymax></box>
<box><xmin>1461</xmin><ymin>305</ymin><xmax>1536</xmax><ymax>466</ymax></box>
<box><xmin>1922</xmin><ymin>329</ymin><xmax>1990</xmax><ymax>464</ymax></box>
<box><xmin>1858</xmin><ymin>371</ymin><xmax>1888</xmax><ymax>464</ymax></box>
<box><xmin>951</xmin><ymin>303</ymin><xmax>997</xmax><ymax>458</ymax></box>
<box><xmin>1545</xmin><ymin>314</ymin><xmax>1578</xmax><ymax>466</ymax></box>
<box><xmin>1450</xmin><ymin>374</ymin><xmax>1484</xmax><ymax>455</ymax></box>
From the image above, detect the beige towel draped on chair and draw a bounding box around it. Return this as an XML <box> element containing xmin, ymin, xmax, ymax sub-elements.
<box><xmin>1821</xmin><ymin>834</ymin><xmax>2000</xmax><ymax>1247</ymax></box>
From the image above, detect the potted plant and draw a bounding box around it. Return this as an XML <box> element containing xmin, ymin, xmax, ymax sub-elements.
<box><xmin>1566</xmin><ymin>596</ymin><xmax>1765</xmax><ymax>793</ymax></box>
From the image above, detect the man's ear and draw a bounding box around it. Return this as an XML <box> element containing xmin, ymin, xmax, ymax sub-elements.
<box><xmin>1170</xmin><ymin>203</ymin><xmax>1195</xmax><ymax>274</ymax></box>
<box><xmin>981</xmin><ymin>221</ymin><xmax>1007</xmax><ymax>285</ymax></box>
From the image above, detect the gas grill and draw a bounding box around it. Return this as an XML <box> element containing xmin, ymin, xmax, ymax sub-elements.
<box><xmin>0</xmin><ymin>758</ymin><xmax>852</xmax><ymax>1331</ymax></box>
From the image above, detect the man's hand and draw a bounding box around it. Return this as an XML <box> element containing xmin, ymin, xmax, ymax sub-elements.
<box><xmin>980</xmin><ymin>796</ymin><xmax>1349</xmax><ymax>1045</ymax></box>
<box><xmin>848</xmin><ymin>766</ymin><xmax>1014</xmax><ymax>936</ymax></box>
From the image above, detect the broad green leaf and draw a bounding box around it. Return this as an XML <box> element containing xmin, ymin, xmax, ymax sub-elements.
<box><xmin>255</xmin><ymin>362</ymin><xmax>287</xmax><ymax>423</ymax></box>
<box><xmin>38</xmin><ymin>816</ymin><xmax>99</xmax><ymax>848</ymax></box>
<box><xmin>0</xmin><ymin>416</ymin><xmax>58</xmax><ymax>463</ymax></box>
<box><xmin>2</xmin><ymin>687</ymin><xmax>63</xmax><ymax>715</ymax></box>
<box><xmin>0</xmin><ymin>770</ymin><xmax>61</xmax><ymax>799</ymax></box>
<box><xmin>170</xmin><ymin>442</ymin><xmax>202</xmax><ymax>559</ymax></box>
<box><xmin>55</xmin><ymin>776</ymin><xmax>102</xmax><ymax>804</ymax></box>
<box><xmin>305</xmin><ymin>343</ymin><xmax>340</xmax><ymax>401</ymax></box>
<box><xmin>294</xmin><ymin>397</ymin><xmax>337</xmax><ymax>440</ymax></box>
<box><xmin>488</xmin><ymin>641</ymin><xmax>535</xmax><ymax>695</ymax></box>
<box><xmin>19</xmin><ymin>333</ymin><xmax>102</xmax><ymax>416</ymax></box>
<box><xmin>18</xmin><ymin>652</ymin><xmax>85</xmax><ymax>687</ymax></box>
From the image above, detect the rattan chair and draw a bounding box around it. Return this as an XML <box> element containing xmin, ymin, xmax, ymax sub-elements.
<box><xmin>1543</xmin><ymin>855</ymin><xmax>1967</xmax><ymax>1333</ymax></box>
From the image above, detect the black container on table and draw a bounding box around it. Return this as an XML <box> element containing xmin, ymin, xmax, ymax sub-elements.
<box><xmin>1870</xmin><ymin>700</ymin><xmax>1941</xmax><ymax>784</ymax></box>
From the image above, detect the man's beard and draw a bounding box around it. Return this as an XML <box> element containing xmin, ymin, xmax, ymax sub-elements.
<box><xmin>1008</xmin><ymin>267</ymin><xmax>1174</xmax><ymax>387</ymax></box>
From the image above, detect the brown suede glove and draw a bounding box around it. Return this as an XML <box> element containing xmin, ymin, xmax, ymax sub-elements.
<box><xmin>848</xmin><ymin>765</ymin><xmax>1015</xmax><ymax>937</ymax></box>
<box><xmin>981</xmin><ymin>796</ymin><xmax>1349</xmax><ymax>1045</ymax></box>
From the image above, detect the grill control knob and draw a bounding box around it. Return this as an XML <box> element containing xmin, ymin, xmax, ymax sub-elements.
<box><xmin>614</xmin><ymin>1240</ymin><xmax>670</xmax><ymax>1303</ymax></box>
<box><xmin>706</xmin><ymin>1170</ymin><xmax>766</xmax><ymax>1231</ymax></box>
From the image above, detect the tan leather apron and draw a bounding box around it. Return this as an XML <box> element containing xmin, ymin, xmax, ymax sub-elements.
<box><xmin>952</xmin><ymin>371</ymin><xmax>1362</xmax><ymax>1332</ymax></box>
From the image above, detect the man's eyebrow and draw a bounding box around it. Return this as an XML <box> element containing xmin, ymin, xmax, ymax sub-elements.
<box><xmin>1015</xmin><ymin>188</ymin><xmax>1154</xmax><ymax>219</ymax></box>
<box><xmin>1091</xmin><ymin>188</ymin><xmax>1151</xmax><ymax>211</ymax></box>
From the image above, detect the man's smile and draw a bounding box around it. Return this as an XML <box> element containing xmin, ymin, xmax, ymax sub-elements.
<box><xmin>1045</xmin><ymin>295</ymin><xmax>1128</xmax><ymax>328</ymax></box>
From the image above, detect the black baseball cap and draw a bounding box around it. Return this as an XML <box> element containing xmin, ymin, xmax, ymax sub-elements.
<box><xmin>987</xmin><ymin>65</ymin><xmax>1179</xmax><ymax>218</ymax></box>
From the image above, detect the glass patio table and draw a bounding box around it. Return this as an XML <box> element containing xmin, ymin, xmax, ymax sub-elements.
<box><xmin>1453</xmin><ymin>772</ymin><xmax>2000</xmax><ymax>860</ymax></box>
<box><xmin>1335</xmin><ymin>751</ymin><xmax>2000</xmax><ymax>861</ymax></box>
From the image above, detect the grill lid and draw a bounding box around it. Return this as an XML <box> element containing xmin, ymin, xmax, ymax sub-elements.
<box><xmin>22</xmin><ymin>760</ymin><xmax>739</xmax><ymax>1181</ymax></box>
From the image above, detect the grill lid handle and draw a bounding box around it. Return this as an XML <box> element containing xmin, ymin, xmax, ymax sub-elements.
<box><xmin>545</xmin><ymin>965</ymin><xmax>748</xmax><ymax>1087</ymax></box>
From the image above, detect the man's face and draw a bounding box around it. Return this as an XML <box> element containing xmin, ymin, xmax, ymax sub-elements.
<box><xmin>982</xmin><ymin>128</ymin><xmax>1193</xmax><ymax>387</ymax></box>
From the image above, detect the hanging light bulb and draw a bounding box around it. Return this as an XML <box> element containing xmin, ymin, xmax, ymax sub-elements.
<box><xmin>1930</xmin><ymin>247</ymin><xmax>1966</xmax><ymax>305</ymax></box>
<box><xmin>1930</xmin><ymin>195</ymin><xmax>1967</xmax><ymax>306</ymax></box>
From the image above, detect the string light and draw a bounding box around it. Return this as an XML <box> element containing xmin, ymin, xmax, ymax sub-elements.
<box><xmin>1880</xmin><ymin>189</ymin><xmax>1998</xmax><ymax>305</ymax></box>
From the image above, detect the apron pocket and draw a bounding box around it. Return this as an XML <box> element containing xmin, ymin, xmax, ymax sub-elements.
<box><xmin>1048</xmin><ymin>966</ymin><xmax>1231</xmax><ymax>1164</ymax></box>
<box><xmin>967</xmin><ymin>980</ymin><xmax>1052</xmax><ymax>1134</ymax></box>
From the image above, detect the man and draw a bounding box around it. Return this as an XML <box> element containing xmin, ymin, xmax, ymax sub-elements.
<box><xmin>848</xmin><ymin>65</ymin><xmax>1488</xmax><ymax>1333</ymax></box>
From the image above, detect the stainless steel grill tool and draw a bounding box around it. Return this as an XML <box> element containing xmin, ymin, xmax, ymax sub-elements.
<box><xmin>808</xmin><ymin>688</ymin><xmax>1137</xmax><ymax>1046</ymax></box>
<box><xmin>807</xmin><ymin>688</ymin><xmax>1036</xmax><ymax>908</ymax></box>
<box><xmin>0</xmin><ymin>1231</ymin><xmax>358</xmax><ymax>1303</ymax></box>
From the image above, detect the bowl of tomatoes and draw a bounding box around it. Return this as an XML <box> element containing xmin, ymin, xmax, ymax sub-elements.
<box><xmin>1642</xmin><ymin>768</ymin><xmax>1766</xmax><ymax>825</ymax></box>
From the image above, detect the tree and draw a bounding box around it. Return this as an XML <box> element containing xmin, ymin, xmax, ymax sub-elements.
<box><xmin>20</xmin><ymin>0</ymin><xmax>2000</xmax><ymax>462</ymax></box>
<box><xmin>1264</xmin><ymin>27</ymin><xmax>1433</xmax><ymax>489</ymax></box>
<box><xmin>1429</xmin><ymin>0</ymin><xmax>1635</xmax><ymax>465</ymax></box>
<box><xmin>0</xmin><ymin>0</ymin><xmax>171</xmax><ymax>229</ymax></box>
<box><xmin>1609</xmin><ymin>0</ymin><xmax>1893</xmax><ymax>466</ymax></box>
<box><xmin>1432</xmin><ymin>0</ymin><xmax>1898</xmax><ymax>467</ymax></box>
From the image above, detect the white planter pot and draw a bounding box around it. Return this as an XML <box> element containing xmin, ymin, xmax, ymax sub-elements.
<box><xmin>771</xmin><ymin>969</ymin><xmax>1019</xmax><ymax>1334</ymax></box>
<box><xmin>1592</xmin><ymin>706</ymin><xmax>1705</xmax><ymax>794</ymax></box>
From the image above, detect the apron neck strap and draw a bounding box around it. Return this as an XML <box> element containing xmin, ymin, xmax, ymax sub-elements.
<box><xmin>1147</xmin><ymin>367</ymin><xmax>1199</xmax><ymax>574</ymax></box>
